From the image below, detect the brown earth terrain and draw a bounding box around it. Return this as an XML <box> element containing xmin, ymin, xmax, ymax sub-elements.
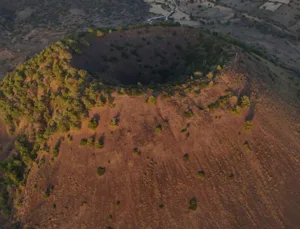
<box><xmin>0</xmin><ymin>24</ymin><xmax>299</xmax><ymax>229</ymax></box>
<box><xmin>10</xmin><ymin>29</ymin><xmax>300</xmax><ymax>228</ymax></box>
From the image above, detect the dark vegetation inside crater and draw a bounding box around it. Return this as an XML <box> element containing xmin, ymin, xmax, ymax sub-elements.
<box><xmin>71</xmin><ymin>26</ymin><xmax>228</xmax><ymax>85</ymax></box>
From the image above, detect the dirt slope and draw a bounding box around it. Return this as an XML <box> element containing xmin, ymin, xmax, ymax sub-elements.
<box><xmin>18</xmin><ymin>57</ymin><xmax>300</xmax><ymax>228</ymax></box>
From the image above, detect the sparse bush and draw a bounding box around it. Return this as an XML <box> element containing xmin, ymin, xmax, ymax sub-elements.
<box><xmin>189</xmin><ymin>197</ymin><xmax>197</xmax><ymax>211</ymax></box>
<box><xmin>231</xmin><ymin>105</ymin><xmax>241</xmax><ymax>115</ymax></box>
<box><xmin>155</xmin><ymin>124</ymin><xmax>162</xmax><ymax>133</ymax></box>
<box><xmin>42</xmin><ymin>184</ymin><xmax>54</xmax><ymax>198</ymax></box>
<box><xmin>97</xmin><ymin>167</ymin><xmax>106</xmax><ymax>176</ymax></box>
<box><xmin>132</xmin><ymin>147</ymin><xmax>141</xmax><ymax>157</ymax></box>
<box><xmin>86</xmin><ymin>136</ymin><xmax>95</xmax><ymax>147</ymax></box>
<box><xmin>206</xmin><ymin>72</ymin><xmax>213</xmax><ymax>79</ymax></box>
<box><xmin>181</xmin><ymin>128</ymin><xmax>187</xmax><ymax>133</ymax></box>
<box><xmin>110</xmin><ymin>118</ymin><xmax>118</xmax><ymax>126</ymax></box>
<box><xmin>244</xmin><ymin>120</ymin><xmax>253</xmax><ymax>130</ymax></box>
<box><xmin>80</xmin><ymin>138</ymin><xmax>88</xmax><ymax>146</ymax></box>
<box><xmin>88</xmin><ymin>117</ymin><xmax>99</xmax><ymax>130</ymax></box>
<box><xmin>159</xmin><ymin>204</ymin><xmax>164</xmax><ymax>209</ymax></box>
<box><xmin>240</xmin><ymin>96</ymin><xmax>250</xmax><ymax>108</ymax></box>
<box><xmin>196</xmin><ymin>170</ymin><xmax>205</xmax><ymax>180</ymax></box>
<box><xmin>96</xmin><ymin>30</ymin><xmax>104</xmax><ymax>37</ymax></box>
<box><xmin>183</xmin><ymin>153</ymin><xmax>189</xmax><ymax>161</ymax></box>
<box><xmin>147</xmin><ymin>96</ymin><xmax>156</xmax><ymax>104</ymax></box>
<box><xmin>32</xmin><ymin>184</ymin><xmax>38</xmax><ymax>190</ymax></box>
<box><xmin>67</xmin><ymin>134</ymin><xmax>73</xmax><ymax>142</ymax></box>
<box><xmin>52</xmin><ymin>140</ymin><xmax>61</xmax><ymax>158</ymax></box>
<box><xmin>96</xmin><ymin>135</ymin><xmax>104</xmax><ymax>149</ymax></box>
<box><xmin>243</xmin><ymin>141</ymin><xmax>251</xmax><ymax>151</ymax></box>
<box><xmin>184</xmin><ymin>109</ymin><xmax>194</xmax><ymax>118</ymax></box>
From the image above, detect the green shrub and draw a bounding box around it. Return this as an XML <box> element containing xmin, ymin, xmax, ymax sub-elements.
<box><xmin>42</xmin><ymin>184</ymin><xmax>54</xmax><ymax>198</ymax></box>
<box><xmin>96</xmin><ymin>30</ymin><xmax>104</xmax><ymax>37</ymax></box>
<box><xmin>155</xmin><ymin>124</ymin><xmax>162</xmax><ymax>133</ymax></box>
<box><xmin>243</xmin><ymin>141</ymin><xmax>251</xmax><ymax>151</ymax></box>
<box><xmin>88</xmin><ymin>117</ymin><xmax>99</xmax><ymax>130</ymax></box>
<box><xmin>80</xmin><ymin>138</ymin><xmax>88</xmax><ymax>146</ymax></box>
<box><xmin>96</xmin><ymin>136</ymin><xmax>104</xmax><ymax>149</ymax></box>
<box><xmin>0</xmin><ymin>188</ymin><xmax>10</xmax><ymax>216</ymax></box>
<box><xmin>97</xmin><ymin>167</ymin><xmax>106</xmax><ymax>176</ymax></box>
<box><xmin>240</xmin><ymin>96</ymin><xmax>250</xmax><ymax>108</ymax></box>
<box><xmin>86</xmin><ymin>136</ymin><xmax>95</xmax><ymax>147</ymax></box>
<box><xmin>244</xmin><ymin>120</ymin><xmax>253</xmax><ymax>130</ymax></box>
<box><xmin>52</xmin><ymin>140</ymin><xmax>61</xmax><ymax>158</ymax></box>
<box><xmin>196</xmin><ymin>170</ymin><xmax>205</xmax><ymax>180</ymax></box>
<box><xmin>184</xmin><ymin>109</ymin><xmax>193</xmax><ymax>118</ymax></box>
<box><xmin>159</xmin><ymin>204</ymin><xmax>164</xmax><ymax>209</ymax></box>
<box><xmin>110</xmin><ymin>118</ymin><xmax>118</xmax><ymax>126</ymax></box>
<box><xmin>67</xmin><ymin>134</ymin><xmax>73</xmax><ymax>142</ymax></box>
<box><xmin>132</xmin><ymin>147</ymin><xmax>141</xmax><ymax>157</ymax></box>
<box><xmin>189</xmin><ymin>197</ymin><xmax>197</xmax><ymax>211</ymax></box>
<box><xmin>231</xmin><ymin>105</ymin><xmax>241</xmax><ymax>115</ymax></box>
<box><xmin>183</xmin><ymin>153</ymin><xmax>189</xmax><ymax>161</ymax></box>
<box><xmin>181</xmin><ymin>128</ymin><xmax>187</xmax><ymax>133</ymax></box>
<box><xmin>147</xmin><ymin>96</ymin><xmax>156</xmax><ymax>104</ymax></box>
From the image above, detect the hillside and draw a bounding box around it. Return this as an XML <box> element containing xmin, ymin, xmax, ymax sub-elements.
<box><xmin>0</xmin><ymin>24</ymin><xmax>300</xmax><ymax>229</ymax></box>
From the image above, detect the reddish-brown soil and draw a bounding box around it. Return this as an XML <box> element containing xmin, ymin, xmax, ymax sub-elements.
<box><xmin>17</xmin><ymin>53</ymin><xmax>300</xmax><ymax>229</ymax></box>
